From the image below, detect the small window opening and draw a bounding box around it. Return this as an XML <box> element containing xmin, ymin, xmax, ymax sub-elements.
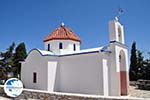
<box><xmin>73</xmin><ymin>44</ymin><xmax>76</xmax><ymax>51</ymax></box>
<box><xmin>33</xmin><ymin>72</ymin><xmax>37</xmax><ymax>83</ymax></box>
<box><xmin>59</xmin><ymin>42</ymin><xmax>63</xmax><ymax>49</ymax></box>
<box><xmin>48</xmin><ymin>44</ymin><xmax>50</xmax><ymax>51</ymax></box>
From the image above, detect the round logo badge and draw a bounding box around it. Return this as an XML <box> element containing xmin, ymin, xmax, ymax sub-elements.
<box><xmin>4</xmin><ymin>78</ymin><xmax>23</xmax><ymax>97</ymax></box>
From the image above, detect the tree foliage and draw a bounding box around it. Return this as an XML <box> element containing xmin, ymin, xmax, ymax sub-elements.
<box><xmin>129</xmin><ymin>42</ymin><xmax>138</xmax><ymax>81</ymax></box>
<box><xmin>136</xmin><ymin>50</ymin><xmax>144</xmax><ymax>80</ymax></box>
<box><xmin>130</xmin><ymin>42</ymin><xmax>150</xmax><ymax>81</ymax></box>
<box><xmin>143</xmin><ymin>53</ymin><xmax>150</xmax><ymax>80</ymax></box>
<box><xmin>13</xmin><ymin>42</ymin><xmax>27</xmax><ymax>77</ymax></box>
<box><xmin>0</xmin><ymin>42</ymin><xmax>15</xmax><ymax>80</ymax></box>
<box><xmin>0</xmin><ymin>42</ymin><xmax>27</xmax><ymax>79</ymax></box>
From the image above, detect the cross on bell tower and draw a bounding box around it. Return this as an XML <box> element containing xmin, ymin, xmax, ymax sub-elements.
<box><xmin>108</xmin><ymin>7</ymin><xmax>125</xmax><ymax>44</ymax></box>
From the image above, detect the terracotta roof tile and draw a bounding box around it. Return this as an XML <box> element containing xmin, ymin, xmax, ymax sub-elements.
<box><xmin>43</xmin><ymin>25</ymin><xmax>81</xmax><ymax>42</ymax></box>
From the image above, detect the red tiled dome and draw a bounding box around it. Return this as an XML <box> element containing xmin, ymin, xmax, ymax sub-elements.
<box><xmin>43</xmin><ymin>24</ymin><xmax>81</xmax><ymax>42</ymax></box>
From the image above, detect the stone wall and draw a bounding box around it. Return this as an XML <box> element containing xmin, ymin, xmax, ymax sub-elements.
<box><xmin>0</xmin><ymin>85</ymin><xmax>143</xmax><ymax>100</ymax></box>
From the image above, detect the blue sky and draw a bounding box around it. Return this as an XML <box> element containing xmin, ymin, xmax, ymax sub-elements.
<box><xmin>0</xmin><ymin>0</ymin><xmax>150</xmax><ymax>57</ymax></box>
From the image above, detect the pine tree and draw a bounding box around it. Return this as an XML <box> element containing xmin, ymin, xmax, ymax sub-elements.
<box><xmin>0</xmin><ymin>42</ymin><xmax>15</xmax><ymax>80</ymax></box>
<box><xmin>144</xmin><ymin>52</ymin><xmax>150</xmax><ymax>80</ymax></box>
<box><xmin>0</xmin><ymin>42</ymin><xmax>15</xmax><ymax>72</ymax></box>
<box><xmin>129</xmin><ymin>42</ymin><xmax>138</xmax><ymax>81</ymax></box>
<box><xmin>13</xmin><ymin>42</ymin><xmax>27</xmax><ymax>78</ymax></box>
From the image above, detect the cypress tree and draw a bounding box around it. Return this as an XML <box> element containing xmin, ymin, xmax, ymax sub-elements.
<box><xmin>129</xmin><ymin>42</ymin><xmax>138</xmax><ymax>81</ymax></box>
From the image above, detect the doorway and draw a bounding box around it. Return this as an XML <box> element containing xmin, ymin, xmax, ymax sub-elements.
<box><xmin>119</xmin><ymin>50</ymin><xmax>128</xmax><ymax>95</ymax></box>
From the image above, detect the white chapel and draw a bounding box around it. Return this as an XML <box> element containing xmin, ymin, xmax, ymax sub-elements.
<box><xmin>21</xmin><ymin>18</ymin><xmax>129</xmax><ymax>96</ymax></box>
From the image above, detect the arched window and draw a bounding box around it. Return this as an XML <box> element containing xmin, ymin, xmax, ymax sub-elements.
<box><xmin>118</xmin><ymin>26</ymin><xmax>122</xmax><ymax>34</ymax></box>
<box><xmin>59</xmin><ymin>42</ymin><xmax>63</xmax><ymax>49</ymax></box>
<box><xmin>119</xmin><ymin>55</ymin><xmax>121</xmax><ymax>63</ymax></box>
<box><xmin>118</xmin><ymin>26</ymin><xmax>122</xmax><ymax>42</ymax></box>
<box><xmin>48</xmin><ymin>44</ymin><xmax>50</xmax><ymax>51</ymax></box>
<box><xmin>73</xmin><ymin>44</ymin><xmax>76</xmax><ymax>51</ymax></box>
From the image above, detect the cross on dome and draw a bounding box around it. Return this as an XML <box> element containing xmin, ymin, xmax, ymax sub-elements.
<box><xmin>61</xmin><ymin>22</ymin><xmax>65</xmax><ymax>26</ymax></box>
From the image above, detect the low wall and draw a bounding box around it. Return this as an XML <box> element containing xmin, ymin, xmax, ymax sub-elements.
<box><xmin>0</xmin><ymin>85</ymin><xmax>143</xmax><ymax>100</ymax></box>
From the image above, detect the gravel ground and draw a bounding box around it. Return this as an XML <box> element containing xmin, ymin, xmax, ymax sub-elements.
<box><xmin>129</xmin><ymin>85</ymin><xmax>150</xmax><ymax>98</ymax></box>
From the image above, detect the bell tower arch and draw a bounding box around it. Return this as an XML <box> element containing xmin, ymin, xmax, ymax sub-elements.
<box><xmin>109</xmin><ymin>18</ymin><xmax>125</xmax><ymax>44</ymax></box>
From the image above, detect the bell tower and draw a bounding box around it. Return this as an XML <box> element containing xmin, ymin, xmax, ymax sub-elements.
<box><xmin>109</xmin><ymin>17</ymin><xmax>125</xmax><ymax>44</ymax></box>
<box><xmin>108</xmin><ymin>16</ymin><xmax>129</xmax><ymax>96</ymax></box>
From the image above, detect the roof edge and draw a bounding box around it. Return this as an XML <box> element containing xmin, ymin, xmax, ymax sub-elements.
<box><xmin>43</xmin><ymin>38</ymin><xmax>81</xmax><ymax>43</ymax></box>
<box><xmin>27</xmin><ymin>48</ymin><xmax>56</xmax><ymax>56</ymax></box>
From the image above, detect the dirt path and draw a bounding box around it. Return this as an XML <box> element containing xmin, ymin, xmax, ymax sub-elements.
<box><xmin>129</xmin><ymin>85</ymin><xmax>150</xmax><ymax>98</ymax></box>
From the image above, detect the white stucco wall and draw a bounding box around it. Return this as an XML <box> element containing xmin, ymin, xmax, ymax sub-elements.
<box><xmin>54</xmin><ymin>52</ymin><xmax>105</xmax><ymax>95</ymax></box>
<box><xmin>21</xmin><ymin>50</ymin><xmax>109</xmax><ymax>95</ymax></box>
<box><xmin>21</xmin><ymin>50</ymin><xmax>58</xmax><ymax>91</ymax></box>
<box><xmin>106</xmin><ymin>43</ymin><xmax>118</xmax><ymax>96</ymax></box>
<box><xmin>47</xmin><ymin>61</ymin><xmax>57</xmax><ymax>91</ymax></box>
<box><xmin>21</xmin><ymin>44</ymin><xmax>128</xmax><ymax>96</ymax></box>
<box><xmin>102</xmin><ymin>59</ymin><xmax>109</xmax><ymax>96</ymax></box>
<box><xmin>44</xmin><ymin>40</ymin><xmax>80</xmax><ymax>54</ymax></box>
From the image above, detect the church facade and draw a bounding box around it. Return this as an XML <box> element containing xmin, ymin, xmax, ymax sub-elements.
<box><xmin>21</xmin><ymin>18</ymin><xmax>129</xmax><ymax>96</ymax></box>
